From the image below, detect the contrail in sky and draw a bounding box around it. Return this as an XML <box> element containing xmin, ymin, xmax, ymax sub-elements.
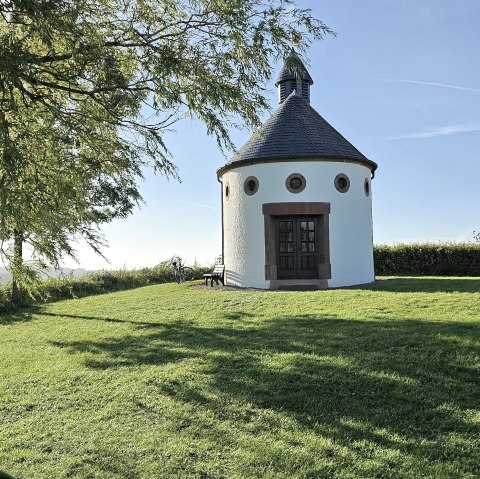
<box><xmin>388</xmin><ymin>122</ymin><xmax>480</xmax><ymax>140</ymax></box>
<box><xmin>379</xmin><ymin>78</ymin><xmax>480</xmax><ymax>94</ymax></box>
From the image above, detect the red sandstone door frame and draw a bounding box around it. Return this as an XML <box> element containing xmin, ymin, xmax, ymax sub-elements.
<box><xmin>263</xmin><ymin>202</ymin><xmax>331</xmax><ymax>282</ymax></box>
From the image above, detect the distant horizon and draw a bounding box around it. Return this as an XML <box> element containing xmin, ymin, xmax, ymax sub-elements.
<box><xmin>3</xmin><ymin>232</ymin><xmax>480</xmax><ymax>275</ymax></box>
<box><xmin>3</xmin><ymin>231</ymin><xmax>480</xmax><ymax>278</ymax></box>
<box><xmin>62</xmin><ymin>235</ymin><xmax>480</xmax><ymax>271</ymax></box>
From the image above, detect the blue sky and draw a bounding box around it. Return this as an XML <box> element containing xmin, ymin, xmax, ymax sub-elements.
<box><xmin>70</xmin><ymin>0</ymin><xmax>480</xmax><ymax>270</ymax></box>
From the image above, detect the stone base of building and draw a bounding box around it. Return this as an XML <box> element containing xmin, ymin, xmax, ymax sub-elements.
<box><xmin>269</xmin><ymin>279</ymin><xmax>328</xmax><ymax>290</ymax></box>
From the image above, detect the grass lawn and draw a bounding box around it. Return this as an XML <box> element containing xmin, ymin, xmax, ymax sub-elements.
<box><xmin>0</xmin><ymin>277</ymin><xmax>479</xmax><ymax>479</ymax></box>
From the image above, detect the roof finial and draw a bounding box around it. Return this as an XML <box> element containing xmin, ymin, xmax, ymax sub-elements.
<box><xmin>284</xmin><ymin>48</ymin><xmax>305</xmax><ymax>79</ymax></box>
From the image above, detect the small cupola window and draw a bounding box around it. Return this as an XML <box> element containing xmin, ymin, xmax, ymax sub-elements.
<box><xmin>301</xmin><ymin>80</ymin><xmax>310</xmax><ymax>102</ymax></box>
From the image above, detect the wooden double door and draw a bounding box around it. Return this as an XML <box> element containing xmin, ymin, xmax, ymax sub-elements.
<box><xmin>276</xmin><ymin>217</ymin><xmax>319</xmax><ymax>279</ymax></box>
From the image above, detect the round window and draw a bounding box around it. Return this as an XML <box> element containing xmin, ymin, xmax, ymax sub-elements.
<box><xmin>285</xmin><ymin>173</ymin><xmax>306</xmax><ymax>193</ymax></box>
<box><xmin>334</xmin><ymin>173</ymin><xmax>350</xmax><ymax>193</ymax></box>
<box><xmin>364</xmin><ymin>178</ymin><xmax>370</xmax><ymax>197</ymax></box>
<box><xmin>244</xmin><ymin>176</ymin><xmax>259</xmax><ymax>196</ymax></box>
<box><xmin>290</xmin><ymin>177</ymin><xmax>302</xmax><ymax>189</ymax></box>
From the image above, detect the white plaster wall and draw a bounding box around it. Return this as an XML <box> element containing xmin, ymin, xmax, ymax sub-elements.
<box><xmin>220</xmin><ymin>160</ymin><xmax>374</xmax><ymax>288</ymax></box>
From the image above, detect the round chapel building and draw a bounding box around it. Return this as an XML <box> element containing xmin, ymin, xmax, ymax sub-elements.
<box><xmin>217</xmin><ymin>55</ymin><xmax>378</xmax><ymax>290</ymax></box>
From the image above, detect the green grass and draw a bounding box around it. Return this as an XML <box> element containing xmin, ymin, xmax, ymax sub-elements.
<box><xmin>1</xmin><ymin>277</ymin><xmax>479</xmax><ymax>479</ymax></box>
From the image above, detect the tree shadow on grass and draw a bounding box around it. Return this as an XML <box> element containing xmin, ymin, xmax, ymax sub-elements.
<box><xmin>0</xmin><ymin>308</ymin><xmax>169</xmax><ymax>329</ymax></box>
<box><xmin>37</xmin><ymin>310</ymin><xmax>164</xmax><ymax>327</ymax></box>
<box><xmin>358</xmin><ymin>276</ymin><xmax>480</xmax><ymax>293</ymax></box>
<box><xmin>0</xmin><ymin>472</ymin><xmax>18</xmax><ymax>479</ymax></box>
<box><xmin>50</xmin><ymin>313</ymin><xmax>479</xmax><ymax>476</ymax></box>
<box><xmin>0</xmin><ymin>310</ymin><xmax>34</xmax><ymax>325</ymax></box>
<box><xmin>52</xmin><ymin>331</ymin><xmax>193</xmax><ymax>369</ymax></box>
<box><xmin>62</xmin><ymin>447</ymin><xmax>141</xmax><ymax>479</ymax></box>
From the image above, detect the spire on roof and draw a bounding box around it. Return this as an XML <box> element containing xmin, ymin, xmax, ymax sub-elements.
<box><xmin>275</xmin><ymin>49</ymin><xmax>313</xmax><ymax>104</ymax></box>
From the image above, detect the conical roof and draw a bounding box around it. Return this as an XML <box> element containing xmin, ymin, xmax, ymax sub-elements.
<box><xmin>218</xmin><ymin>93</ymin><xmax>377</xmax><ymax>176</ymax></box>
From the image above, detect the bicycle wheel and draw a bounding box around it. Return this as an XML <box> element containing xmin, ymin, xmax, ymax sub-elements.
<box><xmin>182</xmin><ymin>267</ymin><xmax>196</xmax><ymax>281</ymax></box>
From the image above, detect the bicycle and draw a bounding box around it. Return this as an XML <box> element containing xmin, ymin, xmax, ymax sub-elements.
<box><xmin>171</xmin><ymin>257</ymin><xmax>196</xmax><ymax>283</ymax></box>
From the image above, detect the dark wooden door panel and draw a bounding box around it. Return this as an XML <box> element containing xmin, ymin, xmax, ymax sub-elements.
<box><xmin>277</xmin><ymin>219</ymin><xmax>296</xmax><ymax>279</ymax></box>
<box><xmin>276</xmin><ymin>217</ymin><xmax>319</xmax><ymax>279</ymax></box>
<box><xmin>300</xmin><ymin>255</ymin><xmax>316</xmax><ymax>270</ymax></box>
<box><xmin>279</xmin><ymin>256</ymin><xmax>294</xmax><ymax>270</ymax></box>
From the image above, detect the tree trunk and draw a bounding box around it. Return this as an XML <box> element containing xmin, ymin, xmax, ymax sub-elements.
<box><xmin>0</xmin><ymin>113</ymin><xmax>23</xmax><ymax>305</ymax></box>
<box><xmin>11</xmin><ymin>230</ymin><xmax>23</xmax><ymax>306</ymax></box>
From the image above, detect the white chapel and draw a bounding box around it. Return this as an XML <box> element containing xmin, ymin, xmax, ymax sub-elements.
<box><xmin>217</xmin><ymin>52</ymin><xmax>378</xmax><ymax>290</ymax></box>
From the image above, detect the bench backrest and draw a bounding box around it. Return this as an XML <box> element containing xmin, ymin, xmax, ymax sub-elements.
<box><xmin>212</xmin><ymin>265</ymin><xmax>225</xmax><ymax>276</ymax></box>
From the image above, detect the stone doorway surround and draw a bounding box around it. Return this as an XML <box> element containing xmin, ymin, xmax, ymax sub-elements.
<box><xmin>262</xmin><ymin>202</ymin><xmax>331</xmax><ymax>290</ymax></box>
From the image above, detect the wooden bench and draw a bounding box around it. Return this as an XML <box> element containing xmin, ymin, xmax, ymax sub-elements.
<box><xmin>203</xmin><ymin>264</ymin><xmax>225</xmax><ymax>286</ymax></box>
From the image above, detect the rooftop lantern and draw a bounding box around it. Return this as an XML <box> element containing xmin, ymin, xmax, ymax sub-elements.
<box><xmin>274</xmin><ymin>49</ymin><xmax>313</xmax><ymax>104</ymax></box>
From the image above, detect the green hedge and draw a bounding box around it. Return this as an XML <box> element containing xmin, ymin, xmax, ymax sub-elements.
<box><xmin>0</xmin><ymin>261</ymin><xmax>212</xmax><ymax>314</ymax></box>
<box><xmin>374</xmin><ymin>243</ymin><xmax>480</xmax><ymax>276</ymax></box>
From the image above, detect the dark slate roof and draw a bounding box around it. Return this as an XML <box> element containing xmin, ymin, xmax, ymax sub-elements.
<box><xmin>275</xmin><ymin>58</ymin><xmax>313</xmax><ymax>85</ymax></box>
<box><xmin>218</xmin><ymin>93</ymin><xmax>377</xmax><ymax>175</ymax></box>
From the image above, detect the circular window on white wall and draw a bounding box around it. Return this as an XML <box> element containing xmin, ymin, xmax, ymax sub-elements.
<box><xmin>364</xmin><ymin>178</ymin><xmax>370</xmax><ymax>197</ymax></box>
<box><xmin>244</xmin><ymin>176</ymin><xmax>259</xmax><ymax>196</ymax></box>
<box><xmin>285</xmin><ymin>173</ymin><xmax>306</xmax><ymax>193</ymax></box>
<box><xmin>334</xmin><ymin>173</ymin><xmax>350</xmax><ymax>193</ymax></box>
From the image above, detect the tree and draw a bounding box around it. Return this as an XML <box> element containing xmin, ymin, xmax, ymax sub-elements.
<box><xmin>1</xmin><ymin>99</ymin><xmax>143</xmax><ymax>303</ymax></box>
<box><xmin>0</xmin><ymin>0</ymin><xmax>333</xmax><ymax>303</ymax></box>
